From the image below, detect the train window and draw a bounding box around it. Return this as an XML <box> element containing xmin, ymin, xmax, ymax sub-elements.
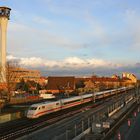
<box><xmin>42</xmin><ymin>106</ymin><xmax>45</xmax><ymax>109</ymax></box>
<box><xmin>64</xmin><ymin>99</ymin><xmax>80</xmax><ymax>105</ymax></box>
<box><xmin>84</xmin><ymin>97</ymin><xmax>91</xmax><ymax>99</ymax></box>
<box><xmin>56</xmin><ymin>103</ymin><xmax>59</xmax><ymax>105</ymax></box>
<box><xmin>29</xmin><ymin>107</ymin><xmax>37</xmax><ymax>110</ymax></box>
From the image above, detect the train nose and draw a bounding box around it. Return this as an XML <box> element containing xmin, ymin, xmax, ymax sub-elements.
<box><xmin>27</xmin><ymin>113</ymin><xmax>32</xmax><ymax>118</ymax></box>
<box><xmin>27</xmin><ymin>111</ymin><xmax>34</xmax><ymax>118</ymax></box>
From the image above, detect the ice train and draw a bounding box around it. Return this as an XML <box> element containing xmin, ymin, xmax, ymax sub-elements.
<box><xmin>26</xmin><ymin>87</ymin><xmax>128</xmax><ymax>118</ymax></box>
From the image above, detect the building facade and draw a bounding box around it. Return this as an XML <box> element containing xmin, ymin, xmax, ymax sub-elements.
<box><xmin>75</xmin><ymin>76</ymin><xmax>121</xmax><ymax>92</ymax></box>
<box><xmin>7</xmin><ymin>67</ymin><xmax>41</xmax><ymax>83</ymax></box>
<box><xmin>46</xmin><ymin>76</ymin><xmax>75</xmax><ymax>94</ymax></box>
<box><xmin>122</xmin><ymin>72</ymin><xmax>137</xmax><ymax>83</ymax></box>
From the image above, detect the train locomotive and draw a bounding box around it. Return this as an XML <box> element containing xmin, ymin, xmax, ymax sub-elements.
<box><xmin>26</xmin><ymin>87</ymin><xmax>128</xmax><ymax>118</ymax></box>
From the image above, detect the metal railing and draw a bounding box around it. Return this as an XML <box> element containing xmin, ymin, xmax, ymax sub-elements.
<box><xmin>51</xmin><ymin>88</ymin><xmax>137</xmax><ymax>140</ymax></box>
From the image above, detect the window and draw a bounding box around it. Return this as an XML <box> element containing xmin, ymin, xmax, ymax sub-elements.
<box><xmin>63</xmin><ymin>99</ymin><xmax>80</xmax><ymax>105</ymax></box>
<box><xmin>83</xmin><ymin>97</ymin><xmax>91</xmax><ymax>100</ymax></box>
<box><xmin>29</xmin><ymin>107</ymin><xmax>37</xmax><ymax>110</ymax></box>
<box><xmin>42</xmin><ymin>106</ymin><xmax>45</xmax><ymax>109</ymax></box>
<box><xmin>56</xmin><ymin>103</ymin><xmax>59</xmax><ymax>105</ymax></box>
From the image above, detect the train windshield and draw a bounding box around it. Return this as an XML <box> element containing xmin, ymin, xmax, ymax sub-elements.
<box><xmin>29</xmin><ymin>107</ymin><xmax>37</xmax><ymax>110</ymax></box>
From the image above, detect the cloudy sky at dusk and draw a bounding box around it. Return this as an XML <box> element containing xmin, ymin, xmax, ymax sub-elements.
<box><xmin>1</xmin><ymin>0</ymin><xmax>140</xmax><ymax>77</ymax></box>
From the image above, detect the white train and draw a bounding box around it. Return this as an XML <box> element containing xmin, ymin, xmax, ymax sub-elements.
<box><xmin>26</xmin><ymin>87</ymin><xmax>128</xmax><ymax>118</ymax></box>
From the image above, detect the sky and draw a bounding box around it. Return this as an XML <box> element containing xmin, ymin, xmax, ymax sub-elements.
<box><xmin>1</xmin><ymin>0</ymin><xmax>140</xmax><ymax>77</ymax></box>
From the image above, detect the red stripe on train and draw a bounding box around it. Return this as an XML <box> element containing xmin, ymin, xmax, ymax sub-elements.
<box><xmin>34</xmin><ymin>97</ymin><xmax>92</xmax><ymax>117</ymax></box>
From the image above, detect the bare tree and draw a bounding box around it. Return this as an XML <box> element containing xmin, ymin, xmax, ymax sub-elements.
<box><xmin>0</xmin><ymin>66</ymin><xmax>7</xmax><ymax>98</ymax></box>
<box><xmin>6</xmin><ymin>60</ymin><xmax>21</xmax><ymax>101</ymax></box>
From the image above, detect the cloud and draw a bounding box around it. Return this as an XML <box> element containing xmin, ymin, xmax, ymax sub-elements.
<box><xmin>8</xmin><ymin>21</ymin><xmax>86</xmax><ymax>55</ymax></box>
<box><xmin>6</xmin><ymin>2</ymin><xmax>140</xmax><ymax>67</ymax></box>
<box><xmin>32</xmin><ymin>16</ymin><xmax>53</xmax><ymax>27</ymax></box>
<box><xmin>7</xmin><ymin>54</ymin><xmax>140</xmax><ymax>77</ymax></box>
<box><xmin>81</xmin><ymin>12</ymin><xmax>109</xmax><ymax>47</ymax></box>
<box><xmin>123</xmin><ymin>9</ymin><xmax>140</xmax><ymax>50</ymax></box>
<box><xmin>7</xmin><ymin>55</ymin><xmax>121</xmax><ymax>69</ymax></box>
<box><xmin>7</xmin><ymin>55</ymin><xmax>17</xmax><ymax>60</ymax></box>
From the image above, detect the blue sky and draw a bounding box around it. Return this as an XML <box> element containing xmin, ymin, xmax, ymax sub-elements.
<box><xmin>1</xmin><ymin>0</ymin><xmax>140</xmax><ymax>77</ymax></box>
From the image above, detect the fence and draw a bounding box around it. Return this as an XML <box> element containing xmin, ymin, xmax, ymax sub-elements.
<box><xmin>49</xmin><ymin>88</ymin><xmax>137</xmax><ymax>140</ymax></box>
<box><xmin>53</xmin><ymin>116</ymin><xmax>94</xmax><ymax>140</ymax></box>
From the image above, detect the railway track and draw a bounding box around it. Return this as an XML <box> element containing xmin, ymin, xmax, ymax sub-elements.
<box><xmin>0</xmin><ymin>102</ymin><xmax>100</xmax><ymax>140</ymax></box>
<box><xmin>0</xmin><ymin>109</ymin><xmax>83</xmax><ymax>140</ymax></box>
<box><xmin>0</xmin><ymin>90</ymin><xmax>132</xmax><ymax>140</ymax></box>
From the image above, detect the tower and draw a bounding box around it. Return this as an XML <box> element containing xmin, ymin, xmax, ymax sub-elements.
<box><xmin>0</xmin><ymin>7</ymin><xmax>11</xmax><ymax>82</ymax></box>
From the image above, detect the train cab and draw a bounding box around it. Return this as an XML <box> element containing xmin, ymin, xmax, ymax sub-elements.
<box><xmin>26</xmin><ymin>101</ymin><xmax>62</xmax><ymax>119</ymax></box>
<box><xmin>27</xmin><ymin>105</ymin><xmax>40</xmax><ymax>118</ymax></box>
